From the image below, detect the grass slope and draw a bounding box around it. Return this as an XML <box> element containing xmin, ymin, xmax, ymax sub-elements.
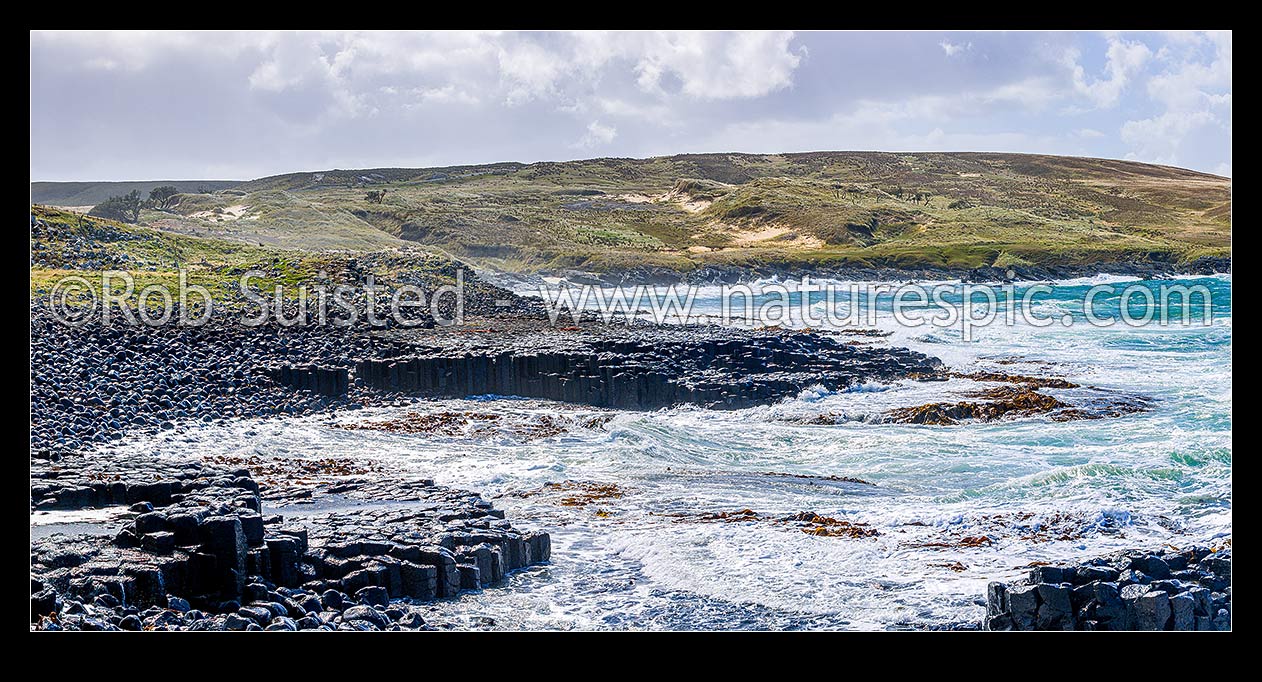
<box><xmin>38</xmin><ymin>152</ymin><xmax>1231</xmax><ymax>276</ymax></box>
<box><xmin>28</xmin><ymin>205</ymin><xmax>460</xmax><ymax>305</ymax></box>
<box><xmin>31</xmin><ymin>180</ymin><xmax>241</xmax><ymax>207</ymax></box>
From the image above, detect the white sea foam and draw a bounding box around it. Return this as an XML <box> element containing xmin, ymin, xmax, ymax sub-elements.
<box><xmin>102</xmin><ymin>276</ymin><xmax>1230</xmax><ymax>630</ymax></box>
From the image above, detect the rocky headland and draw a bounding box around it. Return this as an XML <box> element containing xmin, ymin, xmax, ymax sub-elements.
<box><xmin>30</xmin><ymin>272</ymin><xmax>946</xmax><ymax>630</ymax></box>
<box><xmin>30</xmin><ymin>263</ymin><xmax>1229</xmax><ymax>631</ymax></box>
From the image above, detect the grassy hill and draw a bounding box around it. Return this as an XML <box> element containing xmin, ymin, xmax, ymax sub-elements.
<box><xmin>33</xmin><ymin>152</ymin><xmax>1231</xmax><ymax>277</ymax></box>
<box><xmin>31</xmin><ymin>180</ymin><xmax>241</xmax><ymax>207</ymax></box>
<box><xmin>28</xmin><ymin>205</ymin><xmax>473</xmax><ymax>305</ymax></box>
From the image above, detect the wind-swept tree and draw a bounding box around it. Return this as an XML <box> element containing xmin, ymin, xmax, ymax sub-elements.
<box><xmin>90</xmin><ymin>190</ymin><xmax>143</xmax><ymax>223</ymax></box>
<box><xmin>147</xmin><ymin>185</ymin><xmax>180</xmax><ymax>210</ymax></box>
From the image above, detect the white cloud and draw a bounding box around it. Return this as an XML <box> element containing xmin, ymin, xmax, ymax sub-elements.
<box><xmin>825</xmin><ymin>77</ymin><xmax>1062</xmax><ymax>126</ymax></box>
<box><xmin>1064</xmin><ymin>36</ymin><xmax>1152</xmax><ymax>108</ymax></box>
<box><xmin>1146</xmin><ymin>32</ymin><xmax>1231</xmax><ymax>111</ymax></box>
<box><xmin>631</xmin><ymin>31</ymin><xmax>803</xmax><ymax>99</ymax></box>
<box><xmin>575</xmin><ymin>120</ymin><xmax>617</xmax><ymax>149</ymax></box>
<box><xmin>1120</xmin><ymin>30</ymin><xmax>1231</xmax><ymax>169</ymax></box>
<box><xmin>396</xmin><ymin>85</ymin><xmax>481</xmax><ymax>109</ymax></box>
<box><xmin>31</xmin><ymin>30</ymin><xmax>257</xmax><ymax>71</ymax></box>
<box><xmin>497</xmin><ymin>39</ymin><xmax>570</xmax><ymax>104</ymax></box>
<box><xmin>28</xmin><ymin>31</ymin><xmax>1231</xmax><ymax>179</ymax></box>
<box><xmin>1121</xmin><ymin>110</ymin><xmax>1220</xmax><ymax>165</ymax></box>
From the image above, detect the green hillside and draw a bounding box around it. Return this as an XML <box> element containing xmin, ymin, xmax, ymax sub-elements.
<box><xmin>28</xmin><ymin>205</ymin><xmax>467</xmax><ymax>304</ymax></box>
<box><xmin>36</xmin><ymin>152</ymin><xmax>1231</xmax><ymax>276</ymax></box>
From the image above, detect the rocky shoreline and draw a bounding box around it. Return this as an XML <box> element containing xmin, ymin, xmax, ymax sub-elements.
<box><xmin>984</xmin><ymin>545</ymin><xmax>1232</xmax><ymax>631</ymax></box>
<box><xmin>30</xmin><ymin>285</ymin><xmax>945</xmax><ymax>630</ymax></box>
<box><xmin>350</xmin><ymin>324</ymin><xmax>941</xmax><ymax>410</ymax></box>
<box><xmin>32</xmin><ymin>450</ymin><xmax>548</xmax><ymax>630</ymax></box>
<box><xmin>29</xmin><ymin>262</ymin><xmax>1231</xmax><ymax>630</ymax></box>
<box><xmin>486</xmin><ymin>256</ymin><xmax>1231</xmax><ymax>289</ymax></box>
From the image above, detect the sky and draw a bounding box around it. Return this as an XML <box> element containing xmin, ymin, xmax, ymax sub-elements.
<box><xmin>29</xmin><ymin>30</ymin><xmax>1232</xmax><ymax>181</ymax></box>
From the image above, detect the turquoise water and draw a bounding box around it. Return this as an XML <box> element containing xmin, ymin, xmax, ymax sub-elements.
<box><xmin>113</xmin><ymin>275</ymin><xmax>1232</xmax><ymax>630</ymax></box>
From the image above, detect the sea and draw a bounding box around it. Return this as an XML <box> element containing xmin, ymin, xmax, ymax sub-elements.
<box><xmin>107</xmin><ymin>274</ymin><xmax>1232</xmax><ymax>630</ymax></box>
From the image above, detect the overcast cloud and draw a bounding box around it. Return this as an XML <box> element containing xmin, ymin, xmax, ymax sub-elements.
<box><xmin>29</xmin><ymin>30</ymin><xmax>1232</xmax><ymax>180</ymax></box>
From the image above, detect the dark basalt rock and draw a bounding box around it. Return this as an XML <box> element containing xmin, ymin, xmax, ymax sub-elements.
<box><xmin>350</xmin><ymin>328</ymin><xmax>942</xmax><ymax>410</ymax></box>
<box><xmin>32</xmin><ymin>291</ymin><xmax>942</xmax><ymax>450</ymax></box>
<box><xmin>30</xmin><ymin>451</ymin><xmax>549</xmax><ymax>631</ymax></box>
<box><xmin>984</xmin><ymin>546</ymin><xmax>1230</xmax><ymax>631</ymax></box>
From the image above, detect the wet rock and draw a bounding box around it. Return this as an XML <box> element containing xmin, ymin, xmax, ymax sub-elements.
<box><xmin>237</xmin><ymin>605</ymin><xmax>272</xmax><ymax>626</ymax></box>
<box><xmin>1185</xmin><ymin>586</ymin><xmax>1213</xmax><ymax>616</ymax></box>
<box><xmin>1148</xmin><ymin>579</ymin><xmax>1190</xmax><ymax>595</ymax></box>
<box><xmin>1161</xmin><ymin>553</ymin><xmax>1189</xmax><ymax>572</ymax></box>
<box><xmin>1007</xmin><ymin>584</ymin><xmax>1040</xmax><ymax>630</ymax></box>
<box><xmin>1130</xmin><ymin>555</ymin><xmax>1172</xmax><ymax>580</ymax></box>
<box><xmin>984</xmin><ymin>613</ymin><xmax>1014</xmax><ymax>631</ymax></box>
<box><xmin>341</xmin><ymin>605</ymin><xmax>388</xmax><ymax>628</ymax></box>
<box><xmin>983</xmin><ymin>544</ymin><xmax>1229</xmax><ymax>631</ymax></box>
<box><xmin>1118</xmin><ymin>569</ymin><xmax>1150</xmax><ymax>585</ymax></box>
<box><xmin>1133</xmin><ymin>591</ymin><xmax>1171</xmax><ymax>631</ymax></box>
<box><xmin>265</xmin><ymin>617</ymin><xmax>298</xmax><ymax>631</ymax></box>
<box><xmin>321</xmin><ymin>589</ymin><xmax>344</xmax><ymax>610</ymax></box>
<box><xmin>257</xmin><ymin>601</ymin><xmax>289</xmax><ymax>619</ymax></box>
<box><xmin>986</xmin><ymin>582</ymin><xmax>1008</xmax><ymax>618</ymax></box>
<box><xmin>195</xmin><ymin>521</ymin><xmax>244</xmax><ymax>598</ymax></box>
<box><xmin>354</xmin><ymin>327</ymin><xmax>942</xmax><ymax>411</ymax></box>
<box><xmin>458</xmin><ymin>564</ymin><xmax>482</xmax><ymax>590</ymax></box>
<box><xmin>1086</xmin><ymin>582</ymin><xmax>1125</xmax><ymax>630</ymax></box>
<box><xmin>1074</xmin><ymin>565</ymin><xmax>1119</xmax><ymax>584</ymax></box>
<box><xmin>1169</xmin><ymin>592</ymin><xmax>1195</xmax><ymax>631</ymax></box>
<box><xmin>30</xmin><ymin>380</ymin><xmax>555</xmax><ymax>631</ymax></box>
<box><xmin>1120</xmin><ymin>583</ymin><xmax>1150</xmax><ymax>602</ymax></box>
<box><xmin>398</xmin><ymin>611</ymin><xmax>426</xmax><ymax>629</ymax></box>
<box><xmin>1029</xmin><ymin>565</ymin><xmax>1070</xmax><ymax>585</ymax></box>
<box><xmin>1035</xmin><ymin>583</ymin><xmax>1073</xmax><ymax>630</ymax></box>
<box><xmin>1201</xmin><ymin>552</ymin><xmax>1231</xmax><ymax>582</ymax></box>
<box><xmin>140</xmin><ymin>532</ymin><xmax>175</xmax><ymax>555</ymax></box>
<box><xmin>135</xmin><ymin>512</ymin><xmax>172</xmax><ymax>536</ymax></box>
<box><xmin>355</xmin><ymin>586</ymin><xmax>389</xmax><ymax>607</ymax></box>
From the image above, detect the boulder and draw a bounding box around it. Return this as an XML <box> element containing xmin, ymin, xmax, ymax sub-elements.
<box><xmin>1035</xmin><ymin>583</ymin><xmax>1073</xmax><ymax>630</ymax></box>
<box><xmin>1169</xmin><ymin>592</ymin><xmax>1195</xmax><ymax>631</ymax></box>
<box><xmin>355</xmin><ymin>586</ymin><xmax>389</xmax><ymax>607</ymax></box>
<box><xmin>1133</xmin><ymin>591</ymin><xmax>1171</xmax><ymax>630</ymax></box>
<box><xmin>1008</xmin><ymin>584</ymin><xmax>1040</xmax><ymax>630</ymax></box>
<box><xmin>1129</xmin><ymin>555</ymin><xmax>1171</xmax><ymax>580</ymax></box>
<box><xmin>341</xmin><ymin>605</ymin><xmax>389</xmax><ymax>628</ymax></box>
